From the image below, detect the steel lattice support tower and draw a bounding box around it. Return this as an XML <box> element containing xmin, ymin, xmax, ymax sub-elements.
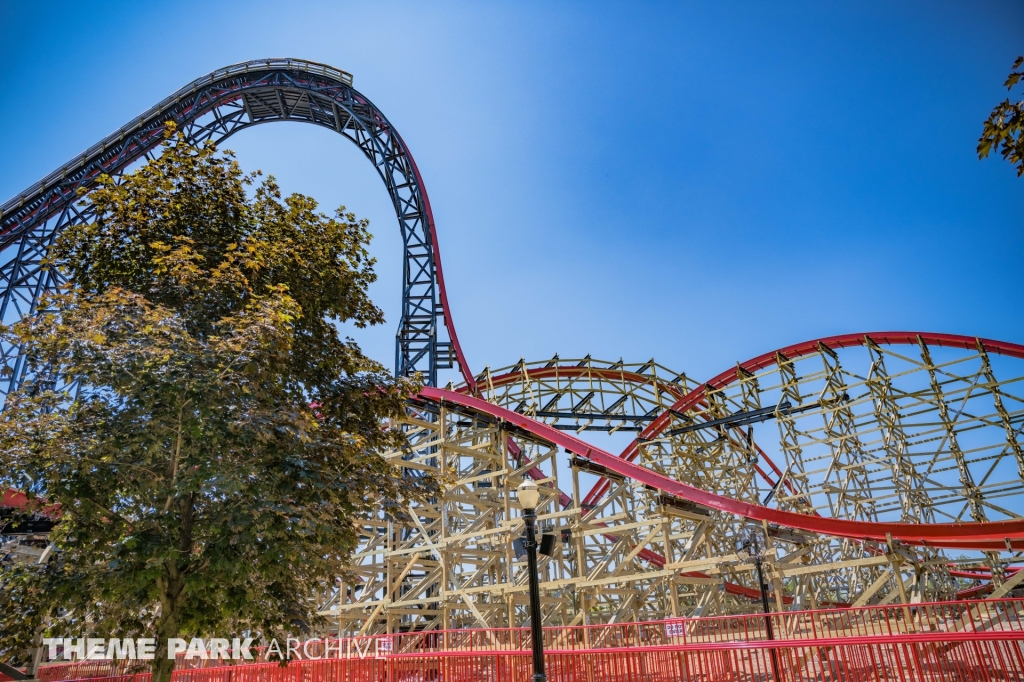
<box><xmin>0</xmin><ymin>59</ymin><xmax>470</xmax><ymax>393</ymax></box>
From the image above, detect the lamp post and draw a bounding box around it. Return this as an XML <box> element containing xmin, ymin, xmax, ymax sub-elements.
<box><xmin>738</xmin><ymin>527</ymin><xmax>781</xmax><ymax>681</ymax></box>
<box><xmin>517</xmin><ymin>479</ymin><xmax>547</xmax><ymax>682</ymax></box>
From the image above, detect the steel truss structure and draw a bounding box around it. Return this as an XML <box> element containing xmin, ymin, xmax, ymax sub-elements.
<box><xmin>0</xmin><ymin>59</ymin><xmax>469</xmax><ymax>392</ymax></box>
<box><xmin>3</xmin><ymin>61</ymin><xmax>1024</xmax><ymax>639</ymax></box>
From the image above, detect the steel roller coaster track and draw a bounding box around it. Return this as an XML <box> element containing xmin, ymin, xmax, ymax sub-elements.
<box><xmin>0</xmin><ymin>58</ymin><xmax>472</xmax><ymax>392</ymax></box>
<box><xmin>2</xmin><ymin>60</ymin><xmax>1024</xmax><ymax>632</ymax></box>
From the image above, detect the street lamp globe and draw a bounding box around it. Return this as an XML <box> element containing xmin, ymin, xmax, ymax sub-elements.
<box><xmin>518</xmin><ymin>479</ymin><xmax>540</xmax><ymax>510</ymax></box>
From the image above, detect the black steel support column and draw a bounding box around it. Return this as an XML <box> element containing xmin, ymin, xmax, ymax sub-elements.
<box><xmin>523</xmin><ymin>507</ymin><xmax>547</xmax><ymax>682</ymax></box>
<box><xmin>754</xmin><ymin>550</ymin><xmax>781</xmax><ymax>681</ymax></box>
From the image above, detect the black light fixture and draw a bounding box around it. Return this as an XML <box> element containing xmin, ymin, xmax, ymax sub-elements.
<box><xmin>538</xmin><ymin>533</ymin><xmax>557</xmax><ymax>557</ymax></box>
<box><xmin>513</xmin><ymin>530</ymin><xmax>557</xmax><ymax>561</ymax></box>
<box><xmin>516</xmin><ymin>479</ymin><xmax>547</xmax><ymax>682</ymax></box>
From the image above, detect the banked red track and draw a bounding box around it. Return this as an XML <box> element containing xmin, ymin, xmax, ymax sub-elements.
<box><xmin>583</xmin><ymin>332</ymin><xmax>1024</xmax><ymax>509</ymax></box>
<box><xmin>417</xmin><ymin>329</ymin><xmax>1024</xmax><ymax>552</ymax></box>
<box><xmin>444</xmin><ymin>343</ymin><xmax>1024</xmax><ymax>601</ymax></box>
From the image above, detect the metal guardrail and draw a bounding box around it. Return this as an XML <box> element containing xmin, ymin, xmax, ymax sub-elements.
<box><xmin>29</xmin><ymin>632</ymin><xmax>1024</xmax><ymax>682</ymax></box>
<box><xmin>31</xmin><ymin>598</ymin><xmax>1024</xmax><ymax>682</ymax></box>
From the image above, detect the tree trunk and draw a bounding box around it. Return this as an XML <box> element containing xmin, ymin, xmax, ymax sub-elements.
<box><xmin>152</xmin><ymin>571</ymin><xmax>184</xmax><ymax>682</ymax></box>
<box><xmin>151</xmin><ymin>494</ymin><xmax>193</xmax><ymax>682</ymax></box>
<box><xmin>24</xmin><ymin>624</ymin><xmax>44</xmax><ymax>678</ymax></box>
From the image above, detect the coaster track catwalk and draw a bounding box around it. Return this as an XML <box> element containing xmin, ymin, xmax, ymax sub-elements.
<box><xmin>2</xmin><ymin>60</ymin><xmax>1024</xmax><ymax>634</ymax></box>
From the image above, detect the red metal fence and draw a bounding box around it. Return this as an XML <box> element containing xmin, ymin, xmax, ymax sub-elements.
<box><xmin>33</xmin><ymin>598</ymin><xmax>1024</xmax><ymax>682</ymax></box>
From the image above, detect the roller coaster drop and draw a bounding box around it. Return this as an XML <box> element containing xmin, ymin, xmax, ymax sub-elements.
<box><xmin>3</xmin><ymin>60</ymin><xmax>1024</xmax><ymax>635</ymax></box>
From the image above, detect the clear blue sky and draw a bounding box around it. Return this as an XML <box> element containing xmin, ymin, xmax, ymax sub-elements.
<box><xmin>1</xmin><ymin>1</ymin><xmax>1021</xmax><ymax>385</ymax></box>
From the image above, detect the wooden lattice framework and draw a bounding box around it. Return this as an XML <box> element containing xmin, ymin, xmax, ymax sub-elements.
<box><xmin>321</xmin><ymin>339</ymin><xmax>1024</xmax><ymax>635</ymax></box>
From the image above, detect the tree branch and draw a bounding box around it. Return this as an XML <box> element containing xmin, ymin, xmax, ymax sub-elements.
<box><xmin>162</xmin><ymin>400</ymin><xmax>191</xmax><ymax>513</ymax></box>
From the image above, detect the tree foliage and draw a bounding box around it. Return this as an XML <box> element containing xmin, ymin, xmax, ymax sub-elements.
<box><xmin>978</xmin><ymin>56</ymin><xmax>1024</xmax><ymax>176</ymax></box>
<box><xmin>0</xmin><ymin>124</ymin><xmax>430</xmax><ymax>682</ymax></box>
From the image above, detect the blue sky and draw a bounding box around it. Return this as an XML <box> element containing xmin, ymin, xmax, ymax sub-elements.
<box><xmin>1</xmin><ymin>1</ymin><xmax>1021</xmax><ymax>385</ymax></box>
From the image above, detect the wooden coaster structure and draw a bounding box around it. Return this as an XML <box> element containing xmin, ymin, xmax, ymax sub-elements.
<box><xmin>323</xmin><ymin>336</ymin><xmax>1024</xmax><ymax>635</ymax></box>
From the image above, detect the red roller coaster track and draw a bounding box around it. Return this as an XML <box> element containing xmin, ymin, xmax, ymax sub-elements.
<box><xmin>418</xmin><ymin>383</ymin><xmax>1024</xmax><ymax>552</ymax></box>
<box><xmin>580</xmin><ymin>333</ymin><xmax>1024</xmax><ymax>521</ymax></box>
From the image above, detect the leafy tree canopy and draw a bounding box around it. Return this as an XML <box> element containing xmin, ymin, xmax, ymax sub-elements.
<box><xmin>0</xmin><ymin>124</ymin><xmax>429</xmax><ymax>682</ymax></box>
<box><xmin>979</xmin><ymin>56</ymin><xmax>1024</xmax><ymax>176</ymax></box>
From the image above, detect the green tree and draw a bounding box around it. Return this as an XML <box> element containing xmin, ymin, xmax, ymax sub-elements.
<box><xmin>0</xmin><ymin>124</ymin><xmax>430</xmax><ymax>682</ymax></box>
<box><xmin>978</xmin><ymin>56</ymin><xmax>1024</xmax><ymax>176</ymax></box>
